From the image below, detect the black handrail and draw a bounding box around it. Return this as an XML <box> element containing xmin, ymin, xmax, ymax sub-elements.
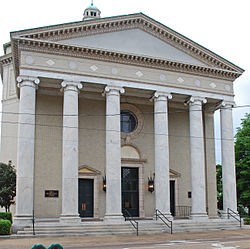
<box><xmin>227</xmin><ymin>208</ymin><xmax>242</xmax><ymax>228</ymax></box>
<box><xmin>32</xmin><ymin>209</ymin><xmax>35</xmax><ymax>235</ymax></box>
<box><xmin>155</xmin><ymin>209</ymin><xmax>173</xmax><ymax>234</ymax></box>
<box><xmin>123</xmin><ymin>209</ymin><xmax>138</xmax><ymax>236</ymax></box>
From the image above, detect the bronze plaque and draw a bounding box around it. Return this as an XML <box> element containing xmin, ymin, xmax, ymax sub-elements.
<box><xmin>45</xmin><ymin>190</ymin><xmax>59</xmax><ymax>198</ymax></box>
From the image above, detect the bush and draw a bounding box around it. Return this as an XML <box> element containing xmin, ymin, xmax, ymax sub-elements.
<box><xmin>48</xmin><ymin>244</ymin><xmax>63</xmax><ymax>249</ymax></box>
<box><xmin>244</xmin><ymin>217</ymin><xmax>250</xmax><ymax>225</ymax></box>
<box><xmin>0</xmin><ymin>219</ymin><xmax>11</xmax><ymax>235</ymax></box>
<box><xmin>0</xmin><ymin>212</ymin><xmax>12</xmax><ymax>223</ymax></box>
<box><xmin>30</xmin><ymin>244</ymin><xmax>46</xmax><ymax>249</ymax></box>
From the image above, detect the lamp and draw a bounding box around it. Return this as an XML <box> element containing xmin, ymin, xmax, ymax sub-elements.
<box><xmin>103</xmin><ymin>175</ymin><xmax>106</xmax><ymax>192</ymax></box>
<box><xmin>148</xmin><ymin>173</ymin><xmax>155</xmax><ymax>193</ymax></box>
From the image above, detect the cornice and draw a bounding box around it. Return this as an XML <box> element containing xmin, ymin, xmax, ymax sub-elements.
<box><xmin>12</xmin><ymin>37</ymin><xmax>241</xmax><ymax>81</ymax></box>
<box><xmin>0</xmin><ymin>54</ymin><xmax>13</xmax><ymax>66</ymax></box>
<box><xmin>10</xmin><ymin>13</ymin><xmax>244</xmax><ymax>74</ymax></box>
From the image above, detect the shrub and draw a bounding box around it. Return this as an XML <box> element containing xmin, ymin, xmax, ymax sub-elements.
<box><xmin>30</xmin><ymin>244</ymin><xmax>46</xmax><ymax>249</ymax></box>
<box><xmin>244</xmin><ymin>217</ymin><xmax>250</xmax><ymax>225</ymax></box>
<box><xmin>48</xmin><ymin>244</ymin><xmax>63</xmax><ymax>249</ymax></box>
<box><xmin>0</xmin><ymin>219</ymin><xmax>11</xmax><ymax>235</ymax></box>
<box><xmin>0</xmin><ymin>212</ymin><xmax>12</xmax><ymax>223</ymax></box>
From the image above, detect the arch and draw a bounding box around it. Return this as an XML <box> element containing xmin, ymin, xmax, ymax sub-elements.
<box><xmin>121</xmin><ymin>145</ymin><xmax>140</xmax><ymax>159</ymax></box>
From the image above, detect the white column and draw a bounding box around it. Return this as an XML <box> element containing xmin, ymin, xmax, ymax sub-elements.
<box><xmin>187</xmin><ymin>96</ymin><xmax>208</xmax><ymax>220</ymax></box>
<box><xmin>60</xmin><ymin>81</ymin><xmax>82</xmax><ymax>223</ymax></box>
<box><xmin>204</xmin><ymin>109</ymin><xmax>218</xmax><ymax>218</ymax></box>
<box><xmin>104</xmin><ymin>85</ymin><xmax>124</xmax><ymax>222</ymax></box>
<box><xmin>14</xmin><ymin>76</ymin><xmax>40</xmax><ymax>228</ymax></box>
<box><xmin>154</xmin><ymin>91</ymin><xmax>172</xmax><ymax>218</ymax></box>
<box><xmin>220</xmin><ymin>101</ymin><xmax>237</xmax><ymax>213</ymax></box>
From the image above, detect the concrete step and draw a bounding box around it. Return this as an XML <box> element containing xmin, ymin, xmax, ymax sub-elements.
<box><xmin>15</xmin><ymin>218</ymin><xmax>242</xmax><ymax>237</ymax></box>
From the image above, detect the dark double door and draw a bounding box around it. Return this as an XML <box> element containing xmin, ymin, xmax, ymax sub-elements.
<box><xmin>121</xmin><ymin>167</ymin><xmax>139</xmax><ymax>217</ymax></box>
<box><xmin>78</xmin><ymin>179</ymin><xmax>94</xmax><ymax>217</ymax></box>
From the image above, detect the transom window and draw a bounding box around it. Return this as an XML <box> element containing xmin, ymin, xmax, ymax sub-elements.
<box><xmin>121</xmin><ymin>110</ymin><xmax>137</xmax><ymax>133</ymax></box>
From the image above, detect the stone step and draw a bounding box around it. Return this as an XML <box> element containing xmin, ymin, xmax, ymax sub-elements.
<box><xmin>15</xmin><ymin>219</ymin><xmax>242</xmax><ymax>237</ymax></box>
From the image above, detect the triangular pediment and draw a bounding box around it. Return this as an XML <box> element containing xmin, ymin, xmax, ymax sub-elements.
<box><xmin>79</xmin><ymin>165</ymin><xmax>101</xmax><ymax>175</ymax></box>
<box><xmin>60</xmin><ymin>28</ymin><xmax>206</xmax><ymax>66</ymax></box>
<box><xmin>10</xmin><ymin>13</ymin><xmax>244</xmax><ymax>79</ymax></box>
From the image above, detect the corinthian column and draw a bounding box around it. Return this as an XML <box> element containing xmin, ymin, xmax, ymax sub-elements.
<box><xmin>104</xmin><ymin>85</ymin><xmax>124</xmax><ymax>222</ymax></box>
<box><xmin>220</xmin><ymin>101</ymin><xmax>237</xmax><ymax>214</ymax></box>
<box><xmin>187</xmin><ymin>96</ymin><xmax>208</xmax><ymax>220</ymax></box>
<box><xmin>60</xmin><ymin>81</ymin><xmax>82</xmax><ymax>223</ymax></box>
<box><xmin>14</xmin><ymin>76</ymin><xmax>40</xmax><ymax>228</ymax></box>
<box><xmin>153</xmin><ymin>91</ymin><xmax>172</xmax><ymax>218</ymax></box>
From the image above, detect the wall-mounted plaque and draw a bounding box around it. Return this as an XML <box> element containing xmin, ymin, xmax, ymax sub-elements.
<box><xmin>45</xmin><ymin>190</ymin><xmax>59</xmax><ymax>198</ymax></box>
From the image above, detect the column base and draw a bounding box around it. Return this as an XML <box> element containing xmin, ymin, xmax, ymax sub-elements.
<box><xmin>104</xmin><ymin>213</ymin><xmax>125</xmax><ymax>223</ymax></box>
<box><xmin>190</xmin><ymin>213</ymin><xmax>208</xmax><ymax>221</ymax></box>
<box><xmin>60</xmin><ymin>214</ymin><xmax>81</xmax><ymax>224</ymax></box>
<box><xmin>13</xmin><ymin>215</ymin><xmax>33</xmax><ymax>231</ymax></box>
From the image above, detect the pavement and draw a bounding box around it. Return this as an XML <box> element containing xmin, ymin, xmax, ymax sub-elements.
<box><xmin>1</xmin><ymin>229</ymin><xmax>250</xmax><ymax>249</ymax></box>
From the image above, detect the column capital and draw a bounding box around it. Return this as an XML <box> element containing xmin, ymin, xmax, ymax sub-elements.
<box><xmin>219</xmin><ymin>100</ymin><xmax>235</xmax><ymax>109</ymax></box>
<box><xmin>17</xmin><ymin>76</ymin><xmax>40</xmax><ymax>89</ymax></box>
<box><xmin>103</xmin><ymin>85</ymin><xmax>125</xmax><ymax>96</ymax></box>
<box><xmin>185</xmin><ymin>96</ymin><xmax>207</xmax><ymax>106</ymax></box>
<box><xmin>61</xmin><ymin>81</ymin><xmax>83</xmax><ymax>93</ymax></box>
<box><xmin>152</xmin><ymin>91</ymin><xmax>172</xmax><ymax>102</ymax></box>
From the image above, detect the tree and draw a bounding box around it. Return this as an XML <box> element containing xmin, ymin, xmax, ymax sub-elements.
<box><xmin>0</xmin><ymin>161</ymin><xmax>16</xmax><ymax>212</ymax></box>
<box><xmin>235</xmin><ymin>113</ymin><xmax>250</xmax><ymax>215</ymax></box>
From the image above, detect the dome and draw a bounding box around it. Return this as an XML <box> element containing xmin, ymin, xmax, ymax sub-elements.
<box><xmin>83</xmin><ymin>1</ymin><xmax>101</xmax><ymax>20</ymax></box>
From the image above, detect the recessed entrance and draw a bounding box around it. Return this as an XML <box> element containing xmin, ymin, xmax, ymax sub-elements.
<box><xmin>78</xmin><ymin>179</ymin><xmax>94</xmax><ymax>218</ymax></box>
<box><xmin>170</xmin><ymin>180</ymin><xmax>176</xmax><ymax>216</ymax></box>
<box><xmin>121</xmin><ymin>167</ymin><xmax>139</xmax><ymax>217</ymax></box>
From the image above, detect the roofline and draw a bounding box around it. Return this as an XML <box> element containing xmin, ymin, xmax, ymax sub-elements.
<box><xmin>9</xmin><ymin>12</ymin><xmax>244</xmax><ymax>75</ymax></box>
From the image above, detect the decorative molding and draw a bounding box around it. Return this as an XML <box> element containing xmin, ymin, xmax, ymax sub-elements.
<box><xmin>120</xmin><ymin>103</ymin><xmax>144</xmax><ymax>140</ymax></box>
<box><xmin>11</xmin><ymin>13</ymin><xmax>243</xmax><ymax>73</ymax></box>
<box><xmin>12</xmin><ymin>39</ymin><xmax>241</xmax><ymax>81</ymax></box>
<box><xmin>10</xmin><ymin>13</ymin><xmax>243</xmax><ymax>81</ymax></box>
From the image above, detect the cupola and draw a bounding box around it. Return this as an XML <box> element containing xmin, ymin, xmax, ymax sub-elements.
<box><xmin>83</xmin><ymin>0</ymin><xmax>101</xmax><ymax>20</ymax></box>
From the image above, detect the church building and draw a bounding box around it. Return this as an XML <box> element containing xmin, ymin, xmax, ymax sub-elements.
<box><xmin>0</xmin><ymin>2</ymin><xmax>244</xmax><ymax>231</ymax></box>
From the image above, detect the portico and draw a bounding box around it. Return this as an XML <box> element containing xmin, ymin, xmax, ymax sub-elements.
<box><xmin>0</xmin><ymin>10</ymin><xmax>243</xmax><ymax>230</ymax></box>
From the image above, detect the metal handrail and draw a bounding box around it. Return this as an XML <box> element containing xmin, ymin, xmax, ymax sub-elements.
<box><xmin>227</xmin><ymin>208</ymin><xmax>242</xmax><ymax>228</ymax></box>
<box><xmin>32</xmin><ymin>209</ymin><xmax>35</xmax><ymax>235</ymax></box>
<box><xmin>155</xmin><ymin>209</ymin><xmax>173</xmax><ymax>234</ymax></box>
<box><xmin>123</xmin><ymin>209</ymin><xmax>138</xmax><ymax>236</ymax></box>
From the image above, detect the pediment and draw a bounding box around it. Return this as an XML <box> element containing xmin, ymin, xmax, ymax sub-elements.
<box><xmin>79</xmin><ymin>165</ymin><xmax>101</xmax><ymax>175</ymax></box>
<box><xmin>170</xmin><ymin>169</ymin><xmax>181</xmax><ymax>178</ymax></box>
<box><xmin>60</xmin><ymin>29</ymin><xmax>206</xmax><ymax>67</ymax></box>
<box><xmin>10</xmin><ymin>13</ymin><xmax>244</xmax><ymax>79</ymax></box>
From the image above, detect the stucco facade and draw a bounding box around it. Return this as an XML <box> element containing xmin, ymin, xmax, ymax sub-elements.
<box><xmin>0</xmin><ymin>9</ymin><xmax>243</xmax><ymax>229</ymax></box>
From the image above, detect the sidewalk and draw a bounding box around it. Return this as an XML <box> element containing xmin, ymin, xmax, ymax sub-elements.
<box><xmin>1</xmin><ymin>229</ymin><xmax>250</xmax><ymax>249</ymax></box>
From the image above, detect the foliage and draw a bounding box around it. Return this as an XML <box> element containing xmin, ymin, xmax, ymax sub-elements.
<box><xmin>30</xmin><ymin>244</ymin><xmax>46</xmax><ymax>249</ymax></box>
<box><xmin>235</xmin><ymin>113</ymin><xmax>250</xmax><ymax>215</ymax></box>
<box><xmin>48</xmin><ymin>244</ymin><xmax>64</xmax><ymax>249</ymax></box>
<box><xmin>0</xmin><ymin>212</ymin><xmax>12</xmax><ymax>223</ymax></box>
<box><xmin>0</xmin><ymin>219</ymin><xmax>11</xmax><ymax>235</ymax></box>
<box><xmin>216</xmin><ymin>164</ymin><xmax>223</xmax><ymax>210</ymax></box>
<box><xmin>0</xmin><ymin>161</ymin><xmax>16</xmax><ymax>212</ymax></box>
<box><xmin>244</xmin><ymin>217</ymin><xmax>250</xmax><ymax>225</ymax></box>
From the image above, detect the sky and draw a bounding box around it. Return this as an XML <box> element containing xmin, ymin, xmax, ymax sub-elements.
<box><xmin>0</xmin><ymin>0</ymin><xmax>249</xmax><ymax>162</ymax></box>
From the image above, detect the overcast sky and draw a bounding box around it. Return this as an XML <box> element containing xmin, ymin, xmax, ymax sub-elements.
<box><xmin>0</xmin><ymin>0</ymin><xmax>249</xmax><ymax>161</ymax></box>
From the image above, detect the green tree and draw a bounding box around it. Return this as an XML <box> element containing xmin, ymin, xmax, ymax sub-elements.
<box><xmin>235</xmin><ymin>113</ymin><xmax>250</xmax><ymax>215</ymax></box>
<box><xmin>0</xmin><ymin>161</ymin><xmax>16</xmax><ymax>212</ymax></box>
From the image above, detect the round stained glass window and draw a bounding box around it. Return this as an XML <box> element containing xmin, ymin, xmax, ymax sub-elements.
<box><xmin>120</xmin><ymin>110</ymin><xmax>137</xmax><ymax>133</ymax></box>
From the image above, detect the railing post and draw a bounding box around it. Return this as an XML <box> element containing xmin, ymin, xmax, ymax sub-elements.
<box><xmin>32</xmin><ymin>209</ymin><xmax>35</xmax><ymax>235</ymax></box>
